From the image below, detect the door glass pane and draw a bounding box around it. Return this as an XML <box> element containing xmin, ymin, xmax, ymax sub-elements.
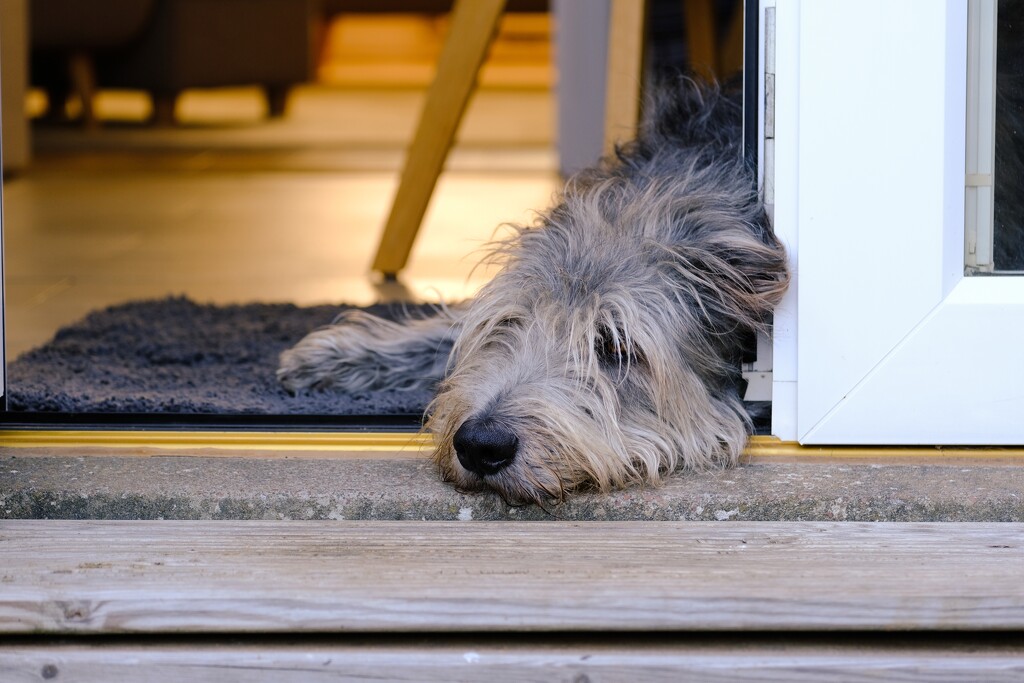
<box><xmin>969</xmin><ymin>0</ymin><xmax>1024</xmax><ymax>274</ymax></box>
<box><xmin>994</xmin><ymin>0</ymin><xmax>1024</xmax><ymax>270</ymax></box>
<box><xmin>3</xmin><ymin>1</ymin><xmax>760</xmax><ymax>428</ymax></box>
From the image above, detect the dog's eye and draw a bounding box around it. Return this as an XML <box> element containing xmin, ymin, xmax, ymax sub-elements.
<box><xmin>596</xmin><ymin>327</ymin><xmax>643</xmax><ymax>365</ymax></box>
<box><xmin>496</xmin><ymin>317</ymin><xmax>523</xmax><ymax>329</ymax></box>
<box><xmin>602</xmin><ymin>338</ymin><xmax>630</xmax><ymax>359</ymax></box>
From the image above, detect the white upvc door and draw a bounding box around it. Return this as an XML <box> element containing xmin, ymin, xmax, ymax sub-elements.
<box><xmin>769</xmin><ymin>0</ymin><xmax>1024</xmax><ymax>445</ymax></box>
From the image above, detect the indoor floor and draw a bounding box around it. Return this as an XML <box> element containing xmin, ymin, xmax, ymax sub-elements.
<box><xmin>3</xmin><ymin>84</ymin><xmax>560</xmax><ymax>361</ymax></box>
<box><xmin>3</xmin><ymin>11</ymin><xmax>559</xmax><ymax>361</ymax></box>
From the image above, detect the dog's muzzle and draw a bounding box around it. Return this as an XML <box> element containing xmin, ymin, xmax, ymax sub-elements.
<box><xmin>453</xmin><ymin>417</ymin><xmax>518</xmax><ymax>476</ymax></box>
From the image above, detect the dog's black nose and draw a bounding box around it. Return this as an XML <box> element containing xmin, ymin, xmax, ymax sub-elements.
<box><xmin>453</xmin><ymin>418</ymin><xmax>518</xmax><ymax>476</ymax></box>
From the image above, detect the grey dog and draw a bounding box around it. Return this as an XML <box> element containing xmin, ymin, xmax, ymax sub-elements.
<box><xmin>278</xmin><ymin>78</ymin><xmax>790</xmax><ymax>505</ymax></box>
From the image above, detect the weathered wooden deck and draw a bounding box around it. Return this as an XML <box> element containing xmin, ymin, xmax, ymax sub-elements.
<box><xmin>1</xmin><ymin>520</ymin><xmax>1022</xmax><ymax>680</ymax></box>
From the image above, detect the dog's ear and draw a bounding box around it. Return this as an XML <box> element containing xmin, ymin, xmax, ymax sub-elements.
<box><xmin>662</xmin><ymin>201</ymin><xmax>790</xmax><ymax>335</ymax></box>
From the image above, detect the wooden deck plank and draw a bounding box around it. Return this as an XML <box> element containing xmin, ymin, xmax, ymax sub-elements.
<box><xmin>1</xmin><ymin>521</ymin><xmax>1022</xmax><ymax>634</ymax></box>
<box><xmin>3</xmin><ymin>638</ymin><xmax>1024</xmax><ymax>682</ymax></box>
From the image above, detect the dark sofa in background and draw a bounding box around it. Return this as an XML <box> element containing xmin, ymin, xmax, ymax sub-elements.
<box><xmin>31</xmin><ymin>0</ymin><xmax>316</xmax><ymax>126</ymax></box>
<box><xmin>29</xmin><ymin>0</ymin><xmax>547</xmax><ymax>127</ymax></box>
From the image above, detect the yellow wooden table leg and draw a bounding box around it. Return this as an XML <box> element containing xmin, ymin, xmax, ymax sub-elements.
<box><xmin>682</xmin><ymin>0</ymin><xmax>719</xmax><ymax>79</ymax></box>
<box><xmin>372</xmin><ymin>0</ymin><xmax>507</xmax><ymax>277</ymax></box>
<box><xmin>603</xmin><ymin>0</ymin><xmax>647</xmax><ymax>156</ymax></box>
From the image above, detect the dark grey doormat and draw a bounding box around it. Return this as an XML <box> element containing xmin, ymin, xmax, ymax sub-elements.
<box><xmin>6</xmin><ymin>297</ymin><xmax>437</xmax><ymax>416</ymax></box>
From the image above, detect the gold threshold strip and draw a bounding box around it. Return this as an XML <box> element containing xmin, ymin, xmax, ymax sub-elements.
<box><xmin>0</xmin><ymin>430</ymin><xmax>433</xmax><ymax>453</ymax></box>
<box><xmin>1</xmin><ymin>431</ymin><xmax>1023</xmax><ymax>461</ymax></box>
<box><xmin>744</xmin><ymin>439</ymin><xmax>1024</xmax><ymax>462</ymax></box>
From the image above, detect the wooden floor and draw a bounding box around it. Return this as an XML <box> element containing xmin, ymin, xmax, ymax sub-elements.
<box><xmin>1</xmin><ymin>520</ymin><xmax>1023</xmax><ymax>679</ymax></box>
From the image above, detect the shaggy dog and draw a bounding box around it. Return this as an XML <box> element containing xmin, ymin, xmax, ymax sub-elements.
<box><xmin>278</xmin><ymin>78</ymin><xmax>790</xmax><ymax>505</ymax></box>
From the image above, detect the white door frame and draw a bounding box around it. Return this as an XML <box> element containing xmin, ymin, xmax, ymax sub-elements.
<box><xmin>769</xmin><ymin>0</ymin><xmax>1024</xmax><ymax>445</ymax></box>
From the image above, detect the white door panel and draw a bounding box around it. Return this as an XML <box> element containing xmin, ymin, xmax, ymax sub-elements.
<box><xmin>770</xmin><ymin>0</ymin><xmax>1024</xmax><ymax>444</ymax></box>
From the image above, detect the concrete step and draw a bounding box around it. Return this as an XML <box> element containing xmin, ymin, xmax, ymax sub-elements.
<box><xmin>2</xmin><ymin>447</ymin><xmax>1023</xmax><ymax>521</ymax></box>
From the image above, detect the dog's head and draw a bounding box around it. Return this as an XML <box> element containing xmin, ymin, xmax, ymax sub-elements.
<box><xmin>428</xmin><ymin>166</ymin><xmax>789</xmax><ymax>506</ymax></box>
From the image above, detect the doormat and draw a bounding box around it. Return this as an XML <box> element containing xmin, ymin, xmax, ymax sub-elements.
<box><xmin>6</xmin><ymin>297</ymin><xmax>437</xmax><ymax>416</ymax></box>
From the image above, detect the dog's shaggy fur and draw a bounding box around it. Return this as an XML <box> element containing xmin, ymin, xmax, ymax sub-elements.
<box><xmin>278</xmin><ymin>79</ymin><xmax>790</xmax><ymax>505</ymax></box>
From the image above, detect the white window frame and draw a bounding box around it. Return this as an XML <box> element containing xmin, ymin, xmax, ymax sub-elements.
<box><xmin>769</xmin><ymin>0</ymin><xmax>1024</xmax><ymax>445</ymax></box>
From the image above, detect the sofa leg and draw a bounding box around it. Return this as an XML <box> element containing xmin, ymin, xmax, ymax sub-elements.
<box><xmin>151</xmin><ymin>91</ymin><xmax>178</xmax><ymax>126</ymax></box>
<box><xmin>43</xmin><ymin>84</ymin><xmax>70</xmax><ymax>123</ymax></box>
<box><xmin>67</xmin><ymin>51</ymin><xmax>98</xmax><ymax>129</ymax></box>
<box><xmin>266</xmin><ymin>85</ymin><xmax>289</xmax><ymax>118</ymax></box>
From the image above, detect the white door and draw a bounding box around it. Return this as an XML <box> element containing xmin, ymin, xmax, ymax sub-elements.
<box><xmin>768</xmin><ymin>0</ymin><xmax>1024</xmax><ymax>445</ymax></box>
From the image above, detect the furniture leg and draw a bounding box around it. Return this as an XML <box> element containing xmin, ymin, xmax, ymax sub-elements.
<box><xmin>603</xmin><ymin>0</ymin><xmax>647</xmax><ymax>155</ymax></box>
<box><xmin>371</xmin><ymin>0</ymin><xmax>507</xmax><ymax>277</ymax></box>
